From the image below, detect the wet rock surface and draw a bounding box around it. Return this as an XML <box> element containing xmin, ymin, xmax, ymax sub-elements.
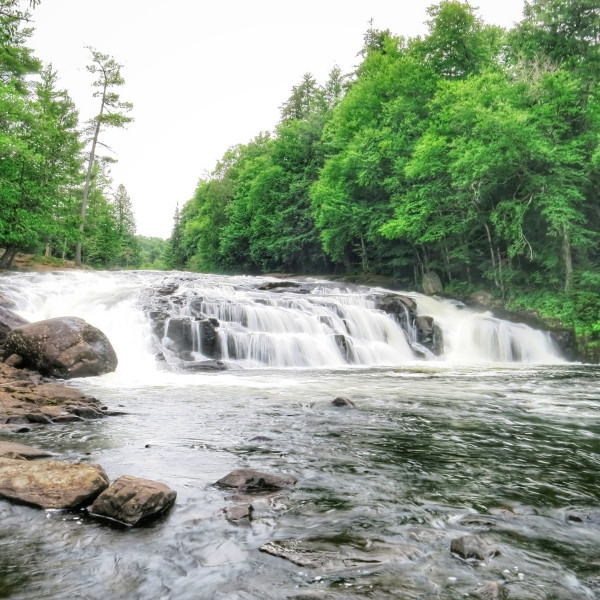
<box><xmin>216</xmin><ymin>469</ymin><xmax>297</xmax><ymax>492</ymax></box>
<box><xmin>259</xmin><ymin>537</ymin><xmax>424</xmax><ymax>570</ymax></box>
<box><xmin>0</xmin><ymin>457</ymin><xmax>109</xmax><ymax>509</ymax></box>
<box><xmin>0</xmin><ymin>362</ymin><xmax>110</xmax><ymax>425</ymax></box>
<box><xmin>89</xmin><ymin>474</ymin><xmax>177</xmax><ymax>527</ymax></box>
<box><xmin>450</xmin><ymin>534</ymin><xmax>501</xmax><ymax>561</ymax></box>
<box><xmin>3</xmin><ymin>316</ymin><xmax>118</xmax><ymax>378</ymax></box>
<box><xmin>331</xmin><ymin>395</ymin><xmax>356</xmax><ymax>407</ymax></box>
<box><xmin>0</xmin><ymin>440</ymin><xmax>53</xmax><ymax>460</ymax></box>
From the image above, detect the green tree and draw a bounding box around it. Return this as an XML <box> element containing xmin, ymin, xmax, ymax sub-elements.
<box><xmin>32</xmin><ymin>65</ymin><xmax>83</xmax><ymax>258</ymax></box>
<box><xmin>164</xmin><ymin>203</ymin><xmax>186</xmax><ymax>270</ymax></box>
<box><xmin>76</xmin><ymin>47</ymin><xmax>133</xmax><ymax>265</ymax></box>
<box><xmin>412</xmin><ymin>1</ymin><xmax>504</xmax><ymax>79</ymax></box>
<box><xmin>112</xmin><ymin>183</ymin><xmax>139</xmax><ymax>266</ymax></box>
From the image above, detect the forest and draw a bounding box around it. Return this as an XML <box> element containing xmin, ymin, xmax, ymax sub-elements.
<box><xmin>165</xmin><ymin>0</ymin><xmax>600</xmax><ymax>357</ymax></box>
<box><xmin>0</xmin><ymin>0</ymin><xmax>165</xmax><ymax>270</ymax></box>
<box><xmin>0</xmin><ymin>0</ymin><xmax>599</xmax><ymax>355</ymax></box>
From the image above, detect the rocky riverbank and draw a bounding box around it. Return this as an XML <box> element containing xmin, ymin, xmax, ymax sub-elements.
<box><xmin>0</xmin><ymin>361</ymin><xmax>113</xmax><ymax>431</ymax></box>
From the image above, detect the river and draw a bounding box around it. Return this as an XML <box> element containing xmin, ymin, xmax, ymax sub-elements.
<box><xmin>0</xmin><ymin>270</ymin><xmax>599</xmax><ymax>599</ymax></box>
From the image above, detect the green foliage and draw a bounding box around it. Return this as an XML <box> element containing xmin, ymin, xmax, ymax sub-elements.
<box><xmin>157</xmin><ymin>0</ymin><xmax>600</xmax><ymax>355</ymax></box>
<box><xmin>136</xmin><ymin>236</ymin><xmax>167</xmax><ymax>270</ymax></box>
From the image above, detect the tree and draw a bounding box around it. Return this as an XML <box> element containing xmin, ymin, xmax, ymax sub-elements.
<box><xmin>112</xmin><ymin>183</ymin><xmax>138</xmax><ymax>266</ymax></box>
<box><xmin>413</xmin><ymin>0</ymin><xmax>504</xmax><ymax>79</ymax></box>
<box><xmin>163</xmin><ymin>203</ymin><xmax>186</xmax><ymax>270</ymax></box>
<box><xmin>75</xmin><ymin>48</ymin><xmax>133</xmax><ymax>265</ymax></box>
<box><xmin>32</xmin><ymin>66</ymin><xmax>83</xmax><ymax>257</ymax></box>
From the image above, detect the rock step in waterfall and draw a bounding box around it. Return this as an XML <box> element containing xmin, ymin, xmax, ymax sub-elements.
<box><xmin>139</xmin><ymin>275</ymin><xmax>564</xmax><ymax>371</ymax></box>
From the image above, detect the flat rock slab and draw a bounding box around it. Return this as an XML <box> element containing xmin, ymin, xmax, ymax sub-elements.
<box><xmin>0</xmin><ymin>362</ymin><xmax>108</xmax><ymax>424</ymax></box>
<box><xmin>89</xmin><ymin>475</ymin><xmax>177</xmax><ymax>526</ymax></box>
<box><xmin>259</xmin><ymin>537</ymin><xmax>424</xmax><ymax>570</ymax></box>
<box><xmin>0</xmin><ymin>458</ymin><xmax>109</xmax><ymax>509</ymax></box>
<box><xmin>216</xmin><ymin>469</ymin><xmax>297</xmax><ymax>492</ymax></box>
<box><xmin>0</xmin><ymin>441</ymin><xmax>52</xmax><ymax>460</ymax></box>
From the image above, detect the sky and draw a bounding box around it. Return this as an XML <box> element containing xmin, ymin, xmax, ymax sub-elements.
<box><xmin>29</xmin><ymin>0</ymin><xmax>527</xmax><ymax>239</ymax></box>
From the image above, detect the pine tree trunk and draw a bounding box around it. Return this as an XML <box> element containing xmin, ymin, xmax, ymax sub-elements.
<box><xmin>75</xmin><ymin>87</ymin><xmax>106</xmax><ymax>266</ymax></box>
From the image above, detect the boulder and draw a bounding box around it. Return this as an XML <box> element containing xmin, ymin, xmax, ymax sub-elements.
<box><xmin>196</xmin><ymin>318</ymin><xmax>219</xmax><ymax>357</ymax></box>
<box><xmin>0</xmin><ymin>458</ymin><xmax>109</xmax><ymax>509</ymax></box>
<box><xmin>374</xmin><ymin>293</ymin><xmax>416</xmax><ymax>314</ymax></box>
<box><xmin>2</xmin><ymin>317</ymin><xmax>118</xmax><ymax>379</ymax></box>
<box><xmin>89</xmin><ymin>474</ymin><xmax>177</xmax><ymax>527</ymax></box>
<box><xmin>413</xmin><ymin>315</ymin><xmax>444</xmax><ymax>356</ymax></box>
<box><xmin>0</xmin><ymin>441</ymin><xmax>52</xmax><ymax>460</ymax></box>
<box><xmin>165</xmin><ymin>318</ymin><xmax>193</xmax><ymax>349</ymax></box>
<box><xmin>216</xmin><ymin>469</ymin><xmax>297</xmax><ymax>492</ymax></box>
<box><xmin>450</xmin><ymin>535</ymin><xmax>500</xmax><ymax>561</ymax></box>
<box><xmin>422</xmin><ymin>271</ymin><xmax>443</xmax><ymax>295</ymax></box>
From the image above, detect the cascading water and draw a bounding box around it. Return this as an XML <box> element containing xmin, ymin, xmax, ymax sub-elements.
<box><xmin>1</xmin><ymin>270</ymin><xmax>563</xmax><ymax>373</ymax></box>
<box><xmin>0</xmin><ymin>270</ymin><xmax>598</xmax><ymax>600</ymax></box>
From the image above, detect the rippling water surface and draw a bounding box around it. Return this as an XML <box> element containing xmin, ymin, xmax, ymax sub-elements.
<box><xmin>0</xmin><ymin>272</ymin><xmax>599</xmax><ymax>599</ymax></box>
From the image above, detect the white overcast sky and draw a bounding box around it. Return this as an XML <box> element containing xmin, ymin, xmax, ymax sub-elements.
<box><xmin>29</xmin><ymin>0</ymin><xmax>526</xmax><ymax>239</ymax></box>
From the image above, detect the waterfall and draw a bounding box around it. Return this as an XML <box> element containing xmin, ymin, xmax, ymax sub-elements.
<box><xmin>0</xmin><ymin>271</ymin><xmax>564</xmax><ymax>374</ymax></box>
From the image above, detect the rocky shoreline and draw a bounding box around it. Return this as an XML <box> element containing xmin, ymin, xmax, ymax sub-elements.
<box><xmin>0</xmin><ymin>361</ymin><xmax>113</xmax><ymax>431</ymax></box>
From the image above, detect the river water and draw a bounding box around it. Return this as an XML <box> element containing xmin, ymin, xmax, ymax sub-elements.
<box><xmin>0</xmin><ymin>271</ymin><xmax>599</xmax><ymax>599</ymax></box>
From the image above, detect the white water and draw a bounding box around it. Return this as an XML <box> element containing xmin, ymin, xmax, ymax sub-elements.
<box><xmin>0</xmin><ymin>271</ymin><xmax>563</xmax><ymax>380</ymax></box>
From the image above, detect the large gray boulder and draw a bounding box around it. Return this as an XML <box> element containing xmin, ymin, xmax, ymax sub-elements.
<box><xmin>0</xmin><ymin>458</ymin><xmax>109</xmax><ymax>509</ymax></box>
<box><xmin>89</xmin><ymin>475</ymin><xmax>177</xmax><ymax>526</ymax></box>
<box><xmin>2</xmin><ymin>317</ymin><xmax>118</xmax><ymax>378</ymax></box>
<box><xmin>422</xmin><ymin>271</ymin><xmax>443</xmax><ymax>295</ymax></box>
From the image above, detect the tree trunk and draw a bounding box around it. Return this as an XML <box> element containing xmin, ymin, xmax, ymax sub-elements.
<box><xmin>562</xmin><ymin>227</ymin><xmax>573</xmax><ymax>292</ymax></box>
<box><xmin>75</xmin><ymin>84</ymin><xmax>106</xmax><ymax>266</ymax></box>
<box><xmin>0</xmin><ymin>246</ymin><xmax>17</xmax><ymax>269</ymax></box>
<box><xmin>359</xmin><ymin>234</ymin><xmax>369</xmax><ymax>274</ymax></box>
<box><xmin>483</xmin><ymin>222</ymin><xmax>500</xmax><ymax>289</ymax></box>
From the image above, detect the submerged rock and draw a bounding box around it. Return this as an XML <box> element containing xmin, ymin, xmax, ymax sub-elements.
<box><xmin>331</xmin><ymin>396</ymin><xmax>356</xmax><ymax>407</ymax></box>
<box><xmin>223</xmin><ymin>503</ymin><xmax>253</xmax><ymax>522</ymax></box>
<box><xmin>0</xmin><ymin>458</ymin><xmax>109</xmax><ymax>509</ymax></box>
<box><xmin>259</xmin><ymin>537</ymin><xmax>423</xmax><ymax>570</ymax></box>
<box><xmin>3</xmin><ymin>317</ymin><xmax>118</xmax><ymax>378</ymax></box>
<box><xmin>216</xmin><ymin>469</ymin><xmax>297</xmax><ymax>492</ymax></box>
<box><xmin>178</xmin><ymin>359</ymin><xmax>230</xmax><ymax>371</ymax></box>
<box><xmin>450</xmin><ymin>534</ymin><xmax>500</xmax><ymax>561</ymax></box>
<box><xmin>567</xmin><ymin>511</ymin><xmax>600</xmax><ymax>526</ymax></box>
<box><xmin>471</xmin><ymin>581</ymin><xmax>507</xmax><ymax>599</ymax></box>
<box><xmin>89</xmin><ymin>474</ymin><xmax>177</xmax><ymax>527</ymax></box>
